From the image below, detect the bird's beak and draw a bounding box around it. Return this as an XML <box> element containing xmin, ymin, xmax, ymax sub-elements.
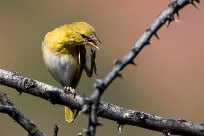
<box><xmin>88</xmin><ymin>33</ymin><xmax>100</xmax><ymax>50</ymax></box>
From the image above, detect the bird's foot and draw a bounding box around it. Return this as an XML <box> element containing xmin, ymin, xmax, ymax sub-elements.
<box><xmin>63</xmin><ymin>86</ymin><xmax>76</xmax><ymax>98</ymax></box>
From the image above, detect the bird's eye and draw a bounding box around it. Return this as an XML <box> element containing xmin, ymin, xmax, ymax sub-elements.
<box><xmin>81</xmin><ymin>34</ymin><xmax>89</xmax><ymax>39</ymax></box>
<box><xmin>81</xmin><ymin>34</ymin><xmax>94</xmax><ymax>43</ymax></box>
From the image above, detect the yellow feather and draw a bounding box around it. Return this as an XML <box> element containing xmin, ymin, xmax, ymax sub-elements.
<box><xmin>64</xmin><ymin>106</ymin><xmax>75</xmax><ymax>123</ymax></box>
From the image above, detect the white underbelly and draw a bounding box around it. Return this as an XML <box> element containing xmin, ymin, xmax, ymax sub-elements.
<box><xmin>43</xmin><ymin>50</ymin><xmax>79</xmax><ymax>86</ymax></box>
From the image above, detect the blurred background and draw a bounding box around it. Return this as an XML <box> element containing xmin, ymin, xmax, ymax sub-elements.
<box><xmin>0</xmin><ymin>0</ymin><xmax>203</xmax><ymax>135</ymax></box>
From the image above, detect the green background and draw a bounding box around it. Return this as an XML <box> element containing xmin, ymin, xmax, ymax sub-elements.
<box><xmin>0</xmin><ymin>0</ymin><xmax>204</xmax><ymax>135</ymax></box>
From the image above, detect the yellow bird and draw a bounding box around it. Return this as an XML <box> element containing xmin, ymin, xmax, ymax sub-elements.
<box><xmin>42</xmin><ymin>22</ymin><xmax>100</xmax><ymax>123</ymax></box>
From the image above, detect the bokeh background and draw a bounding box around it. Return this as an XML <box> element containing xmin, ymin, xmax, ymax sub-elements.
<box><xmin>0</xmin><ymin>0</ymin><xmax>203</xmax><ymax>135</ymax></box>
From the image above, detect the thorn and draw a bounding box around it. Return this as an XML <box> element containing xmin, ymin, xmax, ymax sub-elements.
<box><xmin>189</xmin><ymin>0</ymin><xmax>199</xmax><ymax>9</ymax></box>
<box><xmin>129</xmin><ymin>60</ymin><xmax>137</xmax><ymax>66</ymax></box>
<box><xmin>54</xmin><ymin>123</ymin><xmax>59</xmax><ymax>136</ymax></box>
<box><xmin>192</xmin><ymin>2</ymin><xmax>199</xmax><ymax>9</ymax></box>
<box><xmin>154</xmin><ymin>32</ymin><xmax>159</xmax><ymax>40</ymax></box>
<box><xmin>114</xmin><ymin>58</ymin><xmax>122</xmax><ymax>65</ymax></box>
<box><xmin>166</xmin><ymin>15</ymin><xmax>174</xmax><ymax>27</ymax></box>
<box><xmin>166</xmin><ymin>20</ymin><xmax>171</xmax><ymax>27</ymax></box>
<box><xmin>118</xmin><ymin>71</ymin><xmax>123</xmax><ymax>79</ymax></box>
<box><xmin>74</xmin><ymin>110</ymin><xmax>79</xmax><ymax>120</ymax></box>
<box><xmin>146</xmin><ymin>27</ymin><xmax>151</xmax><ymax>32</ymax></box>
<box><xmin>118</xmin><ymin>124</ymin><xmax>123</xmax><ymax>134</ymax></box>
<box><xmin>175</xmin><ymin>11</ymin><xmax>179</xmax><ymax>18</ymax></box>
<box><xmin>146</xmin><ymin>41</ymin><xmax>150</xmax><ymax>45</ymax></box>
<box><xmin>163</xmin><ymin>130</ymin><xmax>171</xmax><ymax>136</ymax></box>
<box><xmin>147</xmin><ymin>40</ymin><xmax>154</xmax><ymax>46</ymax></box>
<box><xmin>146</xmin><ymin>41</ymin><xmax>152</xmax><ymax>45</ymax></box>
<box><xmin>117</xmin><ymin>122</ymin><xmax>125</xmax><ymax>134</ymax></box>
<box><xmin>16</xmin><ymin>89</ymin><xmax>23</xmax><ymax>95</ymax></box>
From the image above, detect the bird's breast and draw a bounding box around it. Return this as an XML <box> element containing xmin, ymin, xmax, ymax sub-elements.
<box><xmin>43</xmin><ymin>48</ymin><xmax>80</xmax><ymax>87</ymax></box>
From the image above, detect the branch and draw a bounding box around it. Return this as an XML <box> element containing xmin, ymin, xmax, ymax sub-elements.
<box><xmin>0</xmin><ymin>69</ymin><xmax>204</xmax><ymax>135</ymax></box>
<box><xmin>84</xmin><ymin>0</ymin><xmax>200</xmax><ymax>135</ymax></box>
<box><xmin>0</xmin><ymin>91</ymin><xmax>46</xmax><ymax>136</ymax></box>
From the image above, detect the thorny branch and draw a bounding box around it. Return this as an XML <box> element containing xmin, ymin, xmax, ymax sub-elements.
<box><xmin>82</xmin><ymin>0</ymin><xmax>200</xmax><ymax>136</ymax></box>
<box><xmin>1</xmin><ymin>69</ymin><xmax>204</xmax><ymax>135</ymax></box>
<box><xmin>0</xmin><ymin>91</ymin><xmax>46</xmax><ymax>136</ymax></box>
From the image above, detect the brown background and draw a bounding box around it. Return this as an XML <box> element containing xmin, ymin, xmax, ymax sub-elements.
<box><xmin>0</xmin><ymin>0</ymin><xmax>203</xmax><ymax>135</ymax></box>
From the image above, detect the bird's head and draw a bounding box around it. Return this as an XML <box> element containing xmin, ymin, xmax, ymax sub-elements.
<box><xmin>43</xmin><ymin>22</ymin><xmax>100</xmax><ymax>53</ymax></box>
<box><xmin>69</xmin><ymin>22</ymin><xmax>100</xmax><ymax>50</ymax></box>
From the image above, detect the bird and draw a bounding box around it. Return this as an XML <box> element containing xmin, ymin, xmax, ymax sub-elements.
<box><xmin>42</xmin><ymin>22</ymin><xmax>100</xmax><ymax>123</ymax></box>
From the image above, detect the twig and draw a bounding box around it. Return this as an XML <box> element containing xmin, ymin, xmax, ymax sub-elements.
<box><xmin>53</xmin><ymin>123</ymin><xmax>59</xmax><ymax>136</ymax></box>
<box><xmin>0</xmin><ymin>69</ymin><xmax>204</xmax><ymax>135</ymax></box>
<box><xmin>83</xmin><ymin>0</ymin><xmax>200</xmax><ymax>135</ymax></box>
<box><xmin>0</xmin><ymin>91</ymin><xmax>46</xmax><ymax>136</ymax></box>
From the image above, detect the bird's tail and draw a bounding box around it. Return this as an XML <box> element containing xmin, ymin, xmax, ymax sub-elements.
<box><xmin>64</xmin><ymin>106</ymin><xmax>75</xmax><ymax>123</ymax></box>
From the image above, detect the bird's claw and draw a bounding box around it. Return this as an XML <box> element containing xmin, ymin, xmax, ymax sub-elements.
<box><xmin>91</xmin><ymin>49</ymin><xmax>97</xmax><ymax>75</ymax></box>
<box><xmin>63</xmin><ymin>86</ymin><xmax>76</xmax><ymax>96</ymax></box>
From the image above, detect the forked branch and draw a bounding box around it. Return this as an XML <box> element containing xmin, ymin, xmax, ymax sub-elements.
<box><xmin>83</xmin><ymin>0</ymin><xmax>200</xmax><ymax>135</ymax></box>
